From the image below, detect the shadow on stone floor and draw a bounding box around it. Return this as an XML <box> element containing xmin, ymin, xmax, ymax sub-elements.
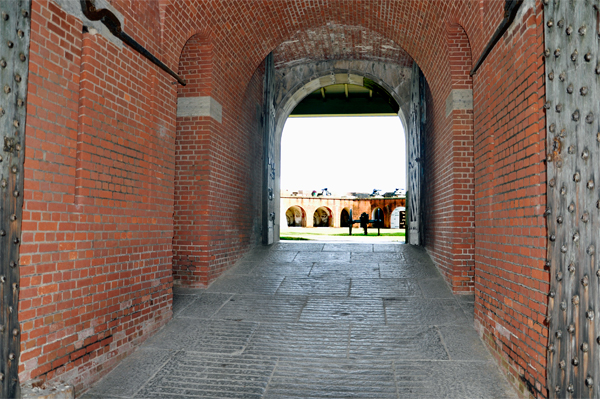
<box><xmin>81</xmin><ymin>242</ymin><xmax>516</xmax><ymax>399</ymax></box>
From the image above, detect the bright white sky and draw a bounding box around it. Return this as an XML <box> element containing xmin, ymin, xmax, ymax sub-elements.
<box><xmin>281</xmin><ymin>116</ymin><xmax>406</xmax><ymax>194</ymax></box>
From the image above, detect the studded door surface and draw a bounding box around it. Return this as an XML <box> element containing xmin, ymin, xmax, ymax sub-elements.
<box><xmin>544</xmin><ymin>1</ymin><xmax>600</xmax><ymax>397</ymax></box>
<box><xmin>0</xmin><ymin>0</ymin><xmax>31</xmax><ymax>396</ymax></box>
<box><xmin>262</xmin><ymin>53</ymin><xmax>276</xmax><ymax>245</ymax></box>
<box><xmin>407</xmin><ymin>63</ymin><xmax>422</xmax><ymax>246</ymax></box>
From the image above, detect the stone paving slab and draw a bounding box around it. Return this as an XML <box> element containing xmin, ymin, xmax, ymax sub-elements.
<box><xmin>79</xmin><ymin>348</ymin><xmax>174</xmax><ymax>399</ymax></box>
<box><xmin>349</xmin><ymin>325</ymin><xmax>448</xmax><ymax>361</ymax></box>
<box><xmin>214</xmin><ymin>295</ymin><xmax>306</xmax><ymax>323</ymax></box>
<box><xmin>276</xmin><ymin>277</ymin><xmax>351</xmax><ymax>296</ymax></box>
<box><xmin>206</xmin><ymin>275</ymin><xmax>284</xmax><ymax>295</ymax></box>
<box><xmin>350</xmin><ymin>278</ymin><xmax>420</xmax><ymax>298</ymax></box>
<box><xmin>294</xmin><ymin>251</ymin><xmax>351</xmax><ymax>263</ymax></box>
<box><xmin>309</xmin><ymin>262</ymin><xmax>380</xmax><ymax>278</ymax></box>
<box><xmin>350</xmin><ymin>252</ymin><xmax>404</xmax><ymax>263</ymax></box>
<box><xmin>322</xmin><ymin>243</ymin><xmax>374</xmax><ymax>252</ymax></box>
<box><xmin>379</xmin><ymin>261</ymin><xmax>440</xmax><ymax>279</ymax></box>
<box><xmin>135</xmin><ymin>353</ymin><xmax>278</xmax><ymax>399</ymax></box>
<box><xmin>82</xmin><ymin>241</ymin><xmax>517</xmax><ymax>399</ymax></box>
<box><xmin>418</xmin><ymin>277</ymin><xmax>454</xmax><ymax>298</ymax></box>
<box><xmin>264</xmin><ymin>360</ymin><xmax>398</xmax><ymax>399</ymax></box>
<box><xmin>384</xmin><ymin>298</ymin><xmax>468</xmax><ymax>326</ymax></box>
<box><xmin>298</xmin><ymin>298</ymin><xmax>385</xmax><ymax>324</ymax></box>
<box><xmin>394</xmin><ymin>361</ymin><xmax>518</xmax><ymax>398</ymax></box>
<box><xmin>243</xmin><ymin>323</ymin><xmax>349</xmax><ymax>359</ymax></box>
<box><xmin>177</xmin><ymin>293</ymin><xmax>232</xmax><ymax>319</ymax></box>
<box><xmin>145</xmin><ymin>319</ymin><xmax>259</xmax><ymax>354</ymax></box>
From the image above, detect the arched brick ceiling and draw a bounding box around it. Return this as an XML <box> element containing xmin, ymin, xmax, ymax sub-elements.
<box><xmin>273</xmin><ymin>23</ymin><xmax>414</xmax><ymax>69</ymax></box>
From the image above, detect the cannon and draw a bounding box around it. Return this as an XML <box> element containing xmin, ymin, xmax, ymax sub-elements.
<box><xmin>347</xmin><ymin>208</ymin><xmax>384</xmax><ymax>236</ymax></box>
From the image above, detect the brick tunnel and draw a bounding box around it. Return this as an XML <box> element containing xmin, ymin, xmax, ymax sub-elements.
<box><xmin>0</xmin><ymin>0</ymin><xmax>589</xmax><ymax>397</ymax></box>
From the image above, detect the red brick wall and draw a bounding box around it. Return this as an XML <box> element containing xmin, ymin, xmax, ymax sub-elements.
<box><xmin>20</xmin><ymin>0</ymin><xmax>175</xmax><ymax>389</ymax></box>
<box><xmin>471</xmin><ymin>3</ymin><xmax>548</xmax><ymax>397</ymax></box>
<box><xmin>18</xmin><ymin>0</ymin><xmax>548</xmax><ymax>396</ymax></box>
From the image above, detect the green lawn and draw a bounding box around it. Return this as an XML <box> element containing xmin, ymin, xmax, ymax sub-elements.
<box><xmin>280</xmin><ymin>227</ymin><xmax>406</xmax><ymax>242</ymax></box>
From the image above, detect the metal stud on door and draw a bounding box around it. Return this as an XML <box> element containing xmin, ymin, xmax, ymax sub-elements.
<box><xmin>544</xmin><ymin>0</ymin><xmax>600</xmax><ymax>397</ymax></box>
<box><xmin>0</xmin><ymin>0</ymin><xmax>30</xmax><ymax>397</ymax></box>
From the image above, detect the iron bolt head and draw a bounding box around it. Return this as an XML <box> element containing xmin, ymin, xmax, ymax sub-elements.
<box><xmin>9</xmin><ymin>261</ymin><xmax>15</xmax><ymax>268</ymax></box>
<box><xmin>581</xmin><ymin>86</ymin><xmax>589</xmax><ymax>95</ymax></box>
<box><xmin>13</xmin><ymin>237</ymin><xmax>19</xmax><ymax>244</ymax></box>
<box><xmin>587</xmin><ymin>310</ymin><xmax>594</xmax><ymax>320</ymax></box>
<box><xmin>549</xmin><ymin>178</ymin><xmax>555</xmax><ymax>187</ymax></box>
<box><xmin>1</xmin><ymin>12</ymin><xmax>7</xmax><ymax>20</ymax></box>
<box><xmin>549</xmin><ymin>123</ymin><xmax>556</xmax><ymax>132</ymax></box>
<box><xmin>571</xmin><ymin>50</ymin><xmax>578</xmax><ymax>61</ymax></box>
<box><xmin>586</xmin><ymin>377</ymin><xmax>594</xmax><ymax>388</ymax></box>
<box><xmin>549</xmin><ymin>234</ymin><xmax>556</xmax><ymax>242</ymax></box>
<box><xmin>582</xmin><ymin>212</ymin><xmax>589</xmax><ymax>223</ymax></box>
<box><xmin>572</xmin><ymin>357</ymin><xmax>579</xmax><ymax>366</ymax></box>
<box><xmin>568</xmin><ymin>145</ymin><xmax>575</xmax><ymax>154</ymax></box>
<box><xmin>547</xmin><ymin>20</ymin><xmax>554</xmax><ymax>28</ymax></box>
<box><xmin>8</xmin><ymin>353</ymin><xmax>14</xmax><ymax>361</ymax></box>
<box><xmin>0</xmin><ymin>59</ymin><xmax>5</xmax><ymax>68</ymax></box>
<box><xmin>19</xmin><ymin>53</ymin><xmax>26</xmax><ymax>62</ymax></box>
<box><xmin>17</xmin><ymin>98</ymin><xmax>24</xmax><ymax>107</ymax></box>
<box><xmin>556</xmin><ymin>330</ymin><xmax>563</xmax><ymax>339</ymax></box>
<box><xmin>588</xmin><ymin>245</ymin><xmax>596</xmax><ymax>255</ymax></box>
<box><xmin>555</xmin><ymin>386</ymin><xmax>561</xmax><ymax>393</ymax></box>
<box><xmin>561</xmin><ymin>245</ymin><xmax>568</xmax><ymax>253</ymax></box>
<box><xmin>585</xmin><ymin>52</ymin><xmax>592</xmax><ymax>62</ymax></box>
<box><xmin>544</xmin><ymin>101</ymin><xmax>551</xmax><ymax>109</ymax></box>
<box><xmin>572</xmin><ymin>109</ymin><xmax>579</xmax><ymax>120</ymax></box>
<box><xmin>557</xmin><ymin>215</ymin><xmax>563</xmax><ymax>224</ymax></box>
<box><xmin>566</xmin><ymin>26</ymin><xmax>573</xmax><ymax>35</ymax></box>
<box><xmin>573</xmin><ymin>232</ymin><xmax>580</xmax><ymax>242</ymax></box>
<box><xmin>582</xmin><ymin>148</ymin><xmax>590</xmax><ymax>159</ymax></box>
<box><xmin>544</xmin><ymin>48</ymin><xmax>551</xmax><ymax>57</ymax></box>
<box><xmin>12</xmin><ymin>328</ymin><xmax>18</xmax><ymax>337</ymax></box>
<box><xmin>560</xmin><ymin>187</ymin><xmax>566</xmax><ymax>196</ymax></box>
<box><xmin>587</xmin><ymin>113</ymin><xmax>595</xmax><ymax>124</ymax></box>
<box><xmin>1</xmin><ymin>230</ymin><xmax>5</xmax><ymax>236</ymax></box>
<box><xmin>557</xmin><ymin>271</ymin><xmax>563</xmax><ymax>281</ymax></box>
<box><xmin>4</xmin><ymin>85</ymin><xmax>10</xmax><ymax>94</ymax></box>
<box><xmin>559</xmin><ymin>71</ymin><xmax>566</xmax><ymax>81</ymax></box>
<box><xmin>14</xmin><ymin>74</ymin><xmax>20</xmax><ymax>83</ymax></box>
<box><xmin>558</xmin><ymin>19</ymin><xmax>564</xmax><ymax>28</ymax></box>
<box><xmin>547</xmin><ymin>72</ymin><xmax>554</xmax><ymax>81</ymax></box>
<box><xmin>549</xmin><ymin>344</ymin><xmax>555</xmax><ymax>353</ymax></box>
<box><xmin>588</xmin><ymin>181</ymin><xmax>595</xmax><ymax>189</ymax></box>
<box><xmin>572</xmin><ymin>296</ymin><xmax>580</xmax><ymax>306</ymax></box>
<box><xmin>21</xmin><ymin>10</ymin><xmax>28</xmax><ymax>17</ymax></box>
<box><xmin>6</xmin><ymin>41</ymin><xmax>13</xmax><ymax>48</ymax></box>
<box><xmin>560</xmin><ymin>301</ymin><xmax>567</xmax><ymax>310</ymax></box>
<box><xmin>559</xmin><ymin>359</ymin><xmax>565</xmax><ymax>368</ymax></box>
<box><xmin>549</xmin><ymin>290</ymin><xmax>556</xmax><ymax>298</ymax></box>
<box><xmin>582</xmin><ymin>275</ymin><xmax>589</xmax><ymax>286</ymax></box>
<box><xmin>568</xmin><ymin>263</ymin><xmax>575</xmax><ymax>272</ymax></box>
<box><xmin>11</xmin><ymin>166</ymin><xmax>17</xmax><ymax>173</ymax></box>
<box><xmin>574</xmin><ymin>172</ymin><xmax>581</xmax><ymax>182</ymax></box>
<box><xmin>579</xmin><ymin>26</ymin><xmax>587</xmax><ymax>36</ymax></box>
<box><xmin>0</xmin><ymin>276</ymin><xmax>5</xmax><ymax>283</ymax></box>
<box><xmin>0</xmin><ymin>373</ymin><xmax>4</xmax><ymax>381</ymax></box>
<box><xmin>13</xmin><ymin>190</ymin><xmax>18</xmax><ymax>197</ymax></box>
<box><xmin>17</xmin><ymin>29</ymin><xmax>24</xmax><ymax>38</ymax></box>
<box><xmin>10</xmin><ymin>214</ymin><xmax>16</xmax><ymax>221</ymax></box>
<box><xmin>555</xmin><ymin>48</ymin><xmax>561</xmax><ymax>57</ymax></box>
<box><xmin>555</xmin><ymin>104</ymin><xmax>563</xmax><ymax>112</ymax></box>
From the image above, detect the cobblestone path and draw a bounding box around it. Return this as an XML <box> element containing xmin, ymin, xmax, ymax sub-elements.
<box><xmin>82</xmin><ymin>242</ymin><xmax>518</xmax><ymax>399</ymax></box>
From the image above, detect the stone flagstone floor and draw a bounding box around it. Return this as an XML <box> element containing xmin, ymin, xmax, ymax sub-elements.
<box><xmin>81</xmin><ymin>241</ymin><xmax>518</xmax><ymax>399</ymax></box>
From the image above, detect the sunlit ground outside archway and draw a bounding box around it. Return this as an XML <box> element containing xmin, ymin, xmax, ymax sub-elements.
<box><xmin>280</xmin><ymin>116</ymin><xmax>406</xmax><ymax>242</ymax></box>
